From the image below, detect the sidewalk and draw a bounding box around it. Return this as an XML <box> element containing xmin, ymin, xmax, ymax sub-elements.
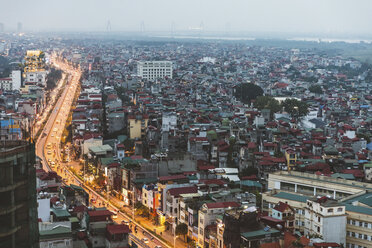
<box><xmin>112</xmin><ymin>198</ymin><xmax>187</xmax><ymax>248</ymax></box>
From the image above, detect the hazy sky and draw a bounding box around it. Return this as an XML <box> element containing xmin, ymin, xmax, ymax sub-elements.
<box><xmin>1</xmin><ymin>0</ymin><xmax>372</xmax><ymax>36</ymax></box>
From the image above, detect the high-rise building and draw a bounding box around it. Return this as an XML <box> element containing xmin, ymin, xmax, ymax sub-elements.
<box><xmin>0</xmin><ymin>23</ymin><xmax>4</xmax><ymax>33</ymax></box>
<box><xmin>24</xmin><ymin>50</ymin><xmax>47</xmax><ymax>86</ymax></box>
<box><xmin>24</xmin><ymin>50</ymin><xmax>45</xmax><ymax>73</ymax></box>
<box><xmin>17</xmin><ymin>22</ymin><xmax>22</xmax><ymax>33</ymax></box>
<box><xmin>0</xmin><ymin>140</ymin><xmax>39</xmax><ymax>248</ymax></box>
<box><xmin>137</xmin><ymin>61</ymin><xmax>173</xmax><ymax>81</ymax></box>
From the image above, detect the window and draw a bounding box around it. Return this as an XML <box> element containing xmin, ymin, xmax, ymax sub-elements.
<box><xmin>199</xmin><ymin>228</ymin><xmax>203</xmax><ymax>235</ymax></box>
<box><xmin>337</xmin><ymin>207</ymin><xmax>343</xmax><ymax>212</ymax></box>
<box><xmin>359</xmin><ymin>221</ymin><xmax>363</xmax><ymax>227</ymax></box>
<box><xmin>327</xmin><ymin>208</ymin><xmax>333</xmax><ymax>213</ymax></box>
<box><xmin>317</xmin><ymin>226</ymin><xmax>320</xmax><ymax>232</ymax></box>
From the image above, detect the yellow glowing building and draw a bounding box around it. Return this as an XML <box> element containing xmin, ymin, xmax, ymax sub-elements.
<box><xmin>24</xmin><ymin>50</ymin><xmax>45</xmax><ymax>73</ymax></box>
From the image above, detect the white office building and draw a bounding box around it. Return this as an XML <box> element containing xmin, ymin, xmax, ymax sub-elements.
<box><xmin>137</xmin><ymin>61</ymin><xmax>172</xmax><ymax>80</ymax></box>
<box><xmin>304</xmin><ymin>197</ymin><xmax>346</xmax><ymax>245</ymax></box>
<box><xmin>11</xmin><ymin>70</ymin><xmax>21</xmax><ymax>90</ymax></box>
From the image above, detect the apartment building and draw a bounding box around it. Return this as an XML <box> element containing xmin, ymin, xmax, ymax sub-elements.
<box><xmin>268</xmin><ymin>171</ymin><xmax>372</xmax><ymax>199</ymax></box>
<box><xmin>128</xmin><ymin>114</ymin><xmax>149</xmax><ymax>139</ymax></box>
<box><xmin>137</xmin><ymin>61</ymin><xmax>173</xmax><ymax>81</ymax></box>
<box><xmin>0</xmin><ymin>141</ymin><xmax>39</xmax><ymax>248</ymax></box>
<box><xmin>263</xmin><ymin>171</ymin><xmax>372</xmax><ymax>248</ymax></box>
<box><xmin>198</xmin><ymin>201</ymin><xmax>240</xmax><ymax>248</ymax></box>
<box><xmin>304</xmin><ymin>197</ymin><xmax>346</xmax><ymax>245</ymax></box>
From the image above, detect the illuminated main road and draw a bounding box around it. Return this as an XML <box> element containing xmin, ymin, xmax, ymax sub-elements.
<box><xmin>35</xmin><ymin>58</ymin><xmax>171</xmax><ymax>248</ymax></box>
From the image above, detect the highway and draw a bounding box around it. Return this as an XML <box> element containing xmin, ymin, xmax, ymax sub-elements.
<box><xmin>35</xmin><ymin>57</ymin><xmax>170</xmax><ymax>248</ymax></box>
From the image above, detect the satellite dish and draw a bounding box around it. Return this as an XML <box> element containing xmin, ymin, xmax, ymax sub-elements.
<box><xmin>276</xmin><ymin>224</ymin><xmax>283</xmax><ymax>230</ymax></box>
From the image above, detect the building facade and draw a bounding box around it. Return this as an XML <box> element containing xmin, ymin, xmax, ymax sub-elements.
<box><xmin>137</xmin><ymin>61</ymin><xmax>173</xmax><ymax>80</ymax></box>
<box><xmin>0</xmin><ymin>141</ymin><xmax>39</xmax><ymax>248</ymax></box>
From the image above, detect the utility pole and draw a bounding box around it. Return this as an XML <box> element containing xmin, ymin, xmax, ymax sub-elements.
<box><xmin>132</xmin><ymin>185</ymin><xmax>135</xmax><ymax>220</ymax></box>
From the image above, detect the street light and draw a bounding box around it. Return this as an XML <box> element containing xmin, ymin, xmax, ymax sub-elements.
<box><xmin>174</xmin><ymin>234</ymin><xmax>179</xmax><ymax>248</ymax></box>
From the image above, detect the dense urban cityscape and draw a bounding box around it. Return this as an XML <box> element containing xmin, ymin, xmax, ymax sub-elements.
<box><xmin>1</xmin><ymin>2</ymin><xmax>372</xmax><ymax>248</ymax></box>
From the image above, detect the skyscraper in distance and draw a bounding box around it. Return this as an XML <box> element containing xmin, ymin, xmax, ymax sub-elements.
<box><xmin>17</xmin><ymin>22</ymin><xmax>22</xmax><ymax>33</ymax></box>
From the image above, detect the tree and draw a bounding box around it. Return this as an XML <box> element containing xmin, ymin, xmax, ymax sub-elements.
<box><xmin>254</xmin><ymin>96</ymin><xmax>281</xmax><ymax>115</ymax></box>
<box><xmin>152</xmin><ymin>214</ymin><xmax>160</xmax><ymax>226</ymax></box>
<box><xmin>282</xmin><ymin>98</ymin><xmax>309</xmax><ymax>118</ymax></box>
<box><xmin>234</xmin><ymin>83</ymin><xmax>263</xmax><ymax>104</ymax></box>
<box><xmin>135</xmin><ymin>203</ymin><xmax>150</xmax><ymax>218</ymax></box>
<box><xmin>239</xmin><ymin>167</ymin><xmax>258</xmax><ymax>177</ymax></box>
<box><xmin>175</xmin><ymin>223</ymin><xmax>188</xmax><ymax>241</ymax></box>
<box><xmin>46</xmin><ymin>68</ymin><xmax>62</xmax><ymax>90</ymax></box>
<box><xmin>254</xmin><ymin>190</ymin><xmax>262</xmax><ymax>208</ymax></box>
<box><xmin>309</xmin><ymin>85</ymin><xmax>323</xmax><ymax>94</ymax></box>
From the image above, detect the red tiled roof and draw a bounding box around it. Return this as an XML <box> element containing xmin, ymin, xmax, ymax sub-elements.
<box><xmin>205</xmin><ymin>201</ymin><xmax>240</xmax><ymax>209</ymax></box>
<box><xmin>273</xmin><ymin>201</ymin><xmax>293</xmax><ymax>213</ymax></box>
<box><xmin>168</xmin><ymin>186</ymin><xmax>197</xmax><ymax>197</ymax></box>
<box><xmin>73</xmin><ymin>205</ymin><xmax>87</xmax><ymax>213</ymax></box>
<box><xmin>199</xmin><ymin>179</ymin><xmax>226</xmax><ymax>186</ymax></box>
<box><xmin>313</xmin><ymin>243</ymin><xmax>341</xmax><ymax>248</ymax></box>
<box><xmin>260</xmin><ymin>242</ymin><xmax>281</xmax><ymax>248</ymax></box>
<box><xmin>189</xmin><ymin>137</ymin><xmax>208</xmax><ymax>142</ymax></box>
<box><xmin>247</xmin><ymin>142</ymin><xmax>256</xmax><ymax>149</ymax></box>
<box><xmin>159</xmin><ymin>174</ymin><xmax>187</xmax><ymax>182</ymax></box>
<box><xmin>106</xmin><ymin>224</ymin><xmax>131</xmax><ymax>235</ymax></box>
<box><xmin>88</xmin><ymin>210</ymin><xmax>113</xmax><ymax>217</ymax></box>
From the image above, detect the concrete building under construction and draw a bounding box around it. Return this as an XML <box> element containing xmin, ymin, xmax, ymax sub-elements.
<box><xmin>0</xmin><ymin>140</ymin><xmax>39</xmax><ymax>248</ymax></box>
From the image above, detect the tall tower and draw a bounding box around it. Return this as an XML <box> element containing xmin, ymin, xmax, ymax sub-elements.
<box><xmin>106</xmin><ymin>20</ymin><xmax>112</xmax><ymax>32</ymax></box>
<box><xmin>171</xmin><ymin>21</ymin><xmax>175</xmax><ymax>38</ymax></box>
<box><xmin>140</xmin><ymin>21</ymin><xmax>145</xmax><ymax>35</ymax></box>
<box><xmin>17</xmin><ymin>22</ymin><xmax>22</xmax><ymax>33</ymax></box>
<box><xmin>199</xmin><ymin>21</ymin><xmax>204</xmax><ymax>39</ymax></box>
<box><xmin>0</xmin><ymin>23</ymin><xmax>4</xmax><ymax>33</ymax></box>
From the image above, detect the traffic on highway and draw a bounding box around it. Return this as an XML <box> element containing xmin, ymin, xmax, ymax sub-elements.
<box><xmin>35</xmin><ymin>56</ymin><xmax>169</xmax><ymax>248</ymax></box>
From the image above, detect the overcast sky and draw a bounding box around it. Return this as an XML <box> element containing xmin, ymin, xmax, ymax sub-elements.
<box><xmin>1</xmin><ymin>0</ymin><xmax>372</xmax><ymax>37</ymax></box>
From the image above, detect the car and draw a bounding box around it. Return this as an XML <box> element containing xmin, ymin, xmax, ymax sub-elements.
<box><xmin>155</xmin><ymin>246</ymin><xmax>162</xmax><ymax>248</ymax></box>
<box><xmin>90</xmin><ymin>198</ymin><xmax>96</xmax><ymax>203</ymax></box>
<box><xmin>51</xmin><ymin>134</ymin><xmax>54</xmax><ymax>137</ymax></box>
<box><xmin>142</xmin><ymin>238</ymin><xmax>149</xmax><ymax>244</ymax></box>
<box><xmin>47</xmin><ymin>150</ymin><xmax>52</xmax><ymax>155</ymax></box>
<box><xmin>121</xmin><ymin>220</ymin><xmax>130</xmax><ymax>225</ymax></box>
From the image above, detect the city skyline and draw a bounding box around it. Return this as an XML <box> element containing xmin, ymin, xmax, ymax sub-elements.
<box><xmin>1</xmin><ymin>0</ymin><xmax>372</xmax><ymax>38</ymax></box>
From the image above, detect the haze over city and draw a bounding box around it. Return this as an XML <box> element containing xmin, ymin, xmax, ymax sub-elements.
<box><xmin>1</xmin><ymin>0</ymin><xmax>372</xmax><ymax>37</ymax></box>
<box><xmin>1</xmin><ymin>1</ymin><xmax>372</xmax><ymax>248</ymax></box>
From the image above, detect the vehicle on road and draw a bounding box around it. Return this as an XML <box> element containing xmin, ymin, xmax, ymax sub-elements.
<box><xmin>90</xmin><ymin>198</ymin><xmax>96</xmax><ymax>204</ymax></box>
<box><xmin>155</xmin><ymin>246</ymin><xmax>162</xmax><ymax>248</ymax></box>
<box><xmin>142</xmin><ymin>238</ymin><xmax>149</xmax><ymax>244</ymax></box>
<box><xmin>121</xmin><ymin>220</ymin><xmax>130</xmax><ymax>225</ymax></box>
<box><xmin>47</xmin><ymin>150</ymin><xmax>52</xmax><ymax>155</ymax></box>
